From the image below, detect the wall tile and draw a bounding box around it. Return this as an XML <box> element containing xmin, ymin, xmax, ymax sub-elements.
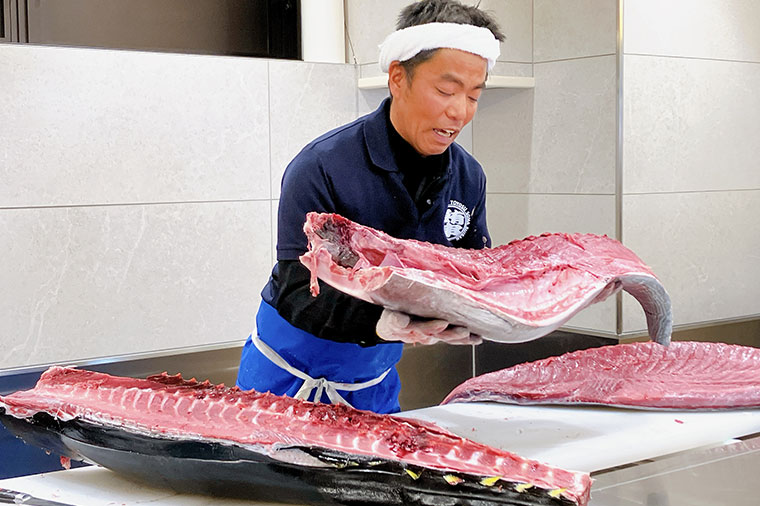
<box><xmin>484</xmin><ymin>193</ymin><xmax>616</xmax><ymax>246</ymax></box>
<box><xmin>271</xmin><ymin>199</ymin><xmax>279</xmax><ymax>265</ymax></box>
<box><xmin>0</xmin><ymin>44</ymin><xmax>270</xmax><ymax>207</ymax></box>
<box><xmin>0</xmin><ymin>201</ymin><xmax>271</xmax><ymax>369</ymax></box>
<box><xmin>269</xmin><ymin>60</ymin><xmax>358</xmax><ymax>199</ymax></box>
<box><xmin>485</xmin><ymin>193</ymin><xmax>617</xmax><ymax>334</ymax></box>
<box><xmin>477</xmin><ymin>0</ymin><xmax>533</xmax><ymax>63</ymax></box>
<box><xmin>530</xmin><ymin>56</ymin><xmax>617</xmax><ymax>194</ymax></box>
<box><xmin>490</xmin><ymin>61</ymin><xmax>534</xmax><ymax>78</ymax></box>
<box><xmin>472</xmin><ymin>85</ymin><xmax>534</xmax><ymax>194</ymax></box>
<box><xmin>473</xmin><ymin>62</ymin><xmax>534</xmax><ymax>177</ymax></box>
<box><xmin>358</xmin><ymin>87</ymin><xmax>391</xmax><ymax>117</ymax></box>
<box><xmin>359</xmin><ymin>62</ymin><xmax>384</xmax><ymax>80</ymax></box>
<box><xmin>623</xmin><ymin>55</ymin><xmax>760</xmax><ymax>193</ymax></box>
<box><xmin>621</xmin><ymin>191</ymin><xmax>760</xmax><ymax>333</ymax></box>
<box><xmin>477</xmin><ymin>57</ymin><xmax>615</xmax><ymax>195</ymax></box>
<box><xmin>534</xmin><ymin>0</ymin><xmax>617</xmax><ymax>62</ymax></box>
<box><xmin>345</xmin><ymin>0</ymin><xmax>410</xmax><ymax>65</ymax></box>
<box><xmin>457</xmin><ymin>122</ymin><xmax>474</xmax><ymax>155</ymax></box>
<box><xmin>624</xmin><ymin>0</ymin><xmax>760</xmax><ymax>62</ymax></box>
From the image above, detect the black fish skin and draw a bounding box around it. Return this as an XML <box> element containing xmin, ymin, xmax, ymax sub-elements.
<box><xmin>0</xmin><ymin>409</ymin><xmax>574</xmax><ymax>506</ymax></box>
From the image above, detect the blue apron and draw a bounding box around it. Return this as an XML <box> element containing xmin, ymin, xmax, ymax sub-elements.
<box><xmin>236</xmin><ymin>301</ymin><xmax>404</xmax><ymax>414</ymax></box>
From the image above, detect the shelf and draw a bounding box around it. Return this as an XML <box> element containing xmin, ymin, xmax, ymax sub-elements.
<box><xmin>357</xmin><ymin>74</ymin><xmax>535</xmax><ymax>90</ymax></box>
<box><xmin>485</xmin><ymin>75</ymin><xmax>535</xmax><ymax>89</ymax></box>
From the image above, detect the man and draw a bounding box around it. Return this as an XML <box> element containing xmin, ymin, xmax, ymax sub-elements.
<box><xmin>237</xmin><ymin>0</ymin><xmax>505</xmax><ymax>413</ymax></box>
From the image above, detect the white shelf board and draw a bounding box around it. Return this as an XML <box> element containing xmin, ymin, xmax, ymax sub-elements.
<box><xmin>485</xmin><ymin>75</ymin><xmax>535</xmax><ymax>89</ymax></box>
<box><xmin>357</xmin><ymin>74</ymin><xmax>535</xmax><ymax>90</ymax></box>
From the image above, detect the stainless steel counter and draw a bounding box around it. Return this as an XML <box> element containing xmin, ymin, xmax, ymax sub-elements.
<box><xmin>590</xmin><ymin>434</ymin><xmax>760</xmax><ymax>505</ymax></box>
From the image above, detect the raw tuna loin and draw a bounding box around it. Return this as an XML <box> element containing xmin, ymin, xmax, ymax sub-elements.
<box><xmin>442</xmin><ymin>341</ymin><xmax>760</xmax><ymax>409</ymax></box>
<box><xmin>0</xmin><ymin>367</ymin><xmax>591</xmax><ymax>505</ymax></box>
<box><xmin>300</xmin><ymin>212</ymin><xmax>671</xmax><ymax>345</ymax></box>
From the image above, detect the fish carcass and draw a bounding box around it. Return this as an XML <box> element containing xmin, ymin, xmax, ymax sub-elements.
<box><xmin>299</xmin><ymin>212</ymin><xmax>672</xmax><ymax>345</ymax></box>
<box><xmin>0</xmin><ymin>366</ymin><xmax>592</xmax><ymax>505</ymax></box>
<box><xmin>443</xmin><ymin>341</ymin><xmax>760</xmax><ymax>409</ymax></box>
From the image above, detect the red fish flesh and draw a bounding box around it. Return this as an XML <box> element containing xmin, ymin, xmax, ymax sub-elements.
<box><xmin>300</xmin><ymin>213</ymin><xmax>671</xmax><ymax>345</ymax></box>
<box><xmin>0</xmin><ymin>366</ymin><xmax>592</xmax><ymax>505</ymax></box>
<box><xmin>442</xmin><ymin>341</ymin><xmax>760</xmax><ymax>409</ymax></box>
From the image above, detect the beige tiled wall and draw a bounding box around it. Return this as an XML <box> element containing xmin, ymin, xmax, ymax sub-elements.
<box><xmin>621</xmin><ymin>0</ymin><xmax>760</xmax><ymax>333</ymax></box>
<box><xmin>0</xmin><ymin>45</ymin><xmax>271</xmax><ymax>206</ymax></box>
<box><xmin>530</xmin><ymin>56</ymin><xmax>617</xmax><ymax>194</ymax></box>
<box><xmin>623</xmin><ymin>55</ymin><xmax>760</xmax><ymax>194</ymax></box>
<box><xmin>0</xmin><ymin>44</ymin><xmax>356</xmax><ymax>370</ymax></box>
<box><xmin>344</xmin><ymin>0</ymin><xmax>410</xmax><ymax>66</ymax></box>
<box><xmin>623</xmin><ymin>0</ymin><xmax>760</xmax><ymax>62</ymax></box>
<box><xmin>622</xmin><ymin>192</ymin><xmax>760</xmax><ymax>332</ymax></box>
<box><xmin>2</xmin><ymin>202</ymin><xmax>269</xmax><ymax>368</ymax></box>
<box><xmin>481</xmin><ymin>0</ymin><xmax>533</xmax><ymax>64</ymax></box>
<box><xmin>533</xmin><ymin>0</ymin><xmax>617</xmax><ymax>62</ymax></box>
<box><xmin>268</xmin><ymin>60</ymin><xmax>359</xmax><ymax>199</ymax></box>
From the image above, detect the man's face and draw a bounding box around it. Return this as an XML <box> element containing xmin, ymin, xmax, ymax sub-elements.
<box><xmin>389</xmin><ymin>48</ymin><xmax>487</xmax><ymax>156</ymax></box>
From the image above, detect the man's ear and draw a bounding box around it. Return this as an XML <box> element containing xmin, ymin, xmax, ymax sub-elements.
<box><xmin>387</xmin><ymin>61</ymin><xmax>406</xmax><ymax>98</ymax></box>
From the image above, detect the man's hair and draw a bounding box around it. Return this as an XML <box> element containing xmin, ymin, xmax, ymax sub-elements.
<box><xmin>396</xmin><ymin>0</ymin><xmax>505</xmax><ymax>80</ymax></box>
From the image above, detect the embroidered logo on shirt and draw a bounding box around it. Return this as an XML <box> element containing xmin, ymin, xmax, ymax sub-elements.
<box><xmin>444</xmin><ymin>200</ymin><xmax>471</xmax><ymax>241</ymax></box>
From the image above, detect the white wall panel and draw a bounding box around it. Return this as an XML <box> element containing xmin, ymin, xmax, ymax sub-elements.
<box><xmin>624</xmin><ymin>0</ymin><xmax>760</xmax><ymax>62</ymax></box>
<box><xmin>623</xmin><ymin>55</ymin><xmax>760</xmax><ymax>193</ymax></box>
<box><xmin>477</xmin><ymin>0</ymin><xmax>533</xmax><ymax>63</ymax></box>
<box><xmin>622</xmin><ymin>191</ymin><xmax>760</xmax><ymax>333</ymax></box>
<box><xmin>530</xmin><ymin>56</ymin><xmax>617</xmax><ymax>194</ymax></box>
<box><xmin>0</xmin><ymin>201</ymin><xmax>270</xmax><ymax>370</ymax></box>
<box><xmin>485</xmin><ymin>193</ymin><xmax>615</xmax><ymax>248</ymax></box>
<box><xmin>269</xmin><ymin>60</ymin><xmax>358</xmax><ymax>199</ymax></box>
<box><xmin>534</xmin><ymin>0</ymin><xmax>617</xmax><ymax>62</ymax></box>
<box><xmin>471</xmin><ymin>73</ymin><xmax>534</xmax><ymax>194</ymax></box>
<box><xmin>344</xmin><ymin>0</ymin><xmax>410</xmax><ymax>65</ymax></box>
<box><xmin>0</xmin><ymin>44</ymin><xmax>270</xmax><ymax>207</ymax></box>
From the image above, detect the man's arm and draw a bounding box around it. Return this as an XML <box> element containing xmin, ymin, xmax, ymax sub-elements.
<box><xmin>272</xmin><ymin>260</ymin><xmax>385</xmax><ymax>347</ymax></box>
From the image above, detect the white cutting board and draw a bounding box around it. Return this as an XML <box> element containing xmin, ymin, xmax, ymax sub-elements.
<box><xmin>399</xmin><ymin>402</ymin><xmax>760</xmax><ymax>473</ymax></box>
<box><xmin>0</xmin><ymin>467</ymin><xmax>269</xmax><ymax>506</ymax></box>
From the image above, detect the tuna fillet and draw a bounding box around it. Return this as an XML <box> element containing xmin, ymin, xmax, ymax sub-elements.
<box><xmin>299</xmin><ymin>213</ymin><xmax>672</xmax><ymax>345</ymax></box>
<box><xmin>0</xmin><ymin>366</ymin><xmax>592</xmax><ymax>505</ymax></box>
<box><xmin>442</xmin><ymin>341</ymin><xmax>760</xmax><ymax>409</ymax></box>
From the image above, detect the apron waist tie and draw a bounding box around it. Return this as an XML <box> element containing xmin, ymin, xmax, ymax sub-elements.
<box><xmin>252</xmin><ymin>333</ymin><xmax>391</xmax><ymax>408</ymax></box>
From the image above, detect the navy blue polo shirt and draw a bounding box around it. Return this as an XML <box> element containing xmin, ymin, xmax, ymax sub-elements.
<box><xmin>275</xmin><ymin>97</ymin><xmax>491</xmax><ymax>266</ymax></box>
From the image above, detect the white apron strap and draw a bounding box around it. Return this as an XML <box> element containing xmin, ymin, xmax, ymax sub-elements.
<box><xmin>252</xmin><ymin>333</ymin><xmax>392</xmax><ymax>408</ymax></box>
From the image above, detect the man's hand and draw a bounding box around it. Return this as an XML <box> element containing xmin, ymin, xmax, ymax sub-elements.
<box><xmin>376</xmin><ymin>309</ymin><xmax>482</xmax><ymax>345</ymax></box>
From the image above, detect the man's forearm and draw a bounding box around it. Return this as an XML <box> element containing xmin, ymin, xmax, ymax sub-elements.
<box><xmin>272</xmin><ymin>260</ymin><xmax>384</xmax><ymax>347</ymax></box>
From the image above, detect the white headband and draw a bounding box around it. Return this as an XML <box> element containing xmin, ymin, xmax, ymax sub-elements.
<box><xmin>378</xmin><ymin>22</ymin><xmax>500</xmax><ymax>73</ymax></box>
